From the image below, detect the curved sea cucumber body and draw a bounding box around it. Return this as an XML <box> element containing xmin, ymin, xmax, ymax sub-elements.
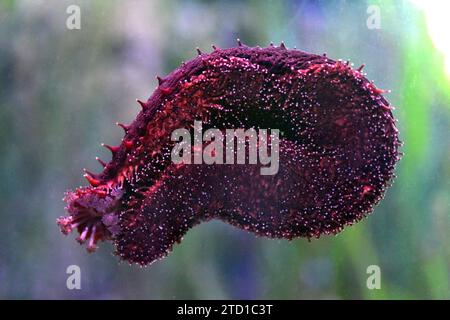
<box><xmin>57</xmin><ymin>44</ymin><xmax>401</xmax><ymax>265</ymax></box>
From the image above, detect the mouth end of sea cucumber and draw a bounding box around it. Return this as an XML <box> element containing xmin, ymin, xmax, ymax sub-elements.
<box><xmin>57</xmin><ymin>186</ymin><xmax>123</xmax><ymax>252</ymax></box>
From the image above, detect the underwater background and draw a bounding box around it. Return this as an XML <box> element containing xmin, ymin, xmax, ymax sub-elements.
<box><xmin>0</xmin><ymin>0</ymin><xmax>449</xmax><ymax>299</ymax></box>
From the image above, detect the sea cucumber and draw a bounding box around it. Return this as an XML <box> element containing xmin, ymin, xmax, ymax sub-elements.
<box><xmin>57</xmin><ymin>42</ymin><xmax>401</xmax><ymax>265</ymax></box>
